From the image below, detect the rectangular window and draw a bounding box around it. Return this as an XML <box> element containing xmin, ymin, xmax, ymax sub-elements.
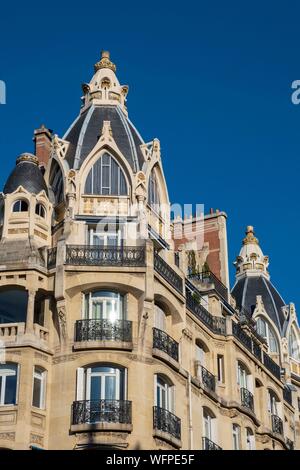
<box><xmin>32</xmin><ymin>367</ymin><xmax>46</xmax><ymax>409</ymax></box>
<box><xmin>217</xmin><ymin>355</ymin><xmax>224</xmax><ymax>383</ymax></box>
<box><xmin>0</xmin><ymin>364</ymin><xmax>18</xmax><ymax>405</ymax></box>
<box><xmin>232</xmin><ymin>424</ymin><xmax>241</xmax><ymax>450</ymax></box>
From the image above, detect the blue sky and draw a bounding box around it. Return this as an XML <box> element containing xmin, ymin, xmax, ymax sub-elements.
<box><xmin>0</xmin><ymin>1</ymin><xmax>299</xmax><ymax>310</ymax></box>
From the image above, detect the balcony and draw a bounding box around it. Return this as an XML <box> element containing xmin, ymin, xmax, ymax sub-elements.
<box><xmin>65</xmin><ymin>245</ymin><xmax>146</xmax><ymax>267</ymax></box>
<box><xmin>188</xmin><ymin>271</ymin><xmax>228</xmax><ymax>301</ymax></box>
<box><xmin>153</xmin><ymin>406</ymin><xmax>181</xmax><ymax>446</ymax></box>
<box><xmin>154</xmin><ymin>252</ymin><xmax>183</xmax><ymax>294</ymax></box>
<box><xmin>153</xmin><ymin>327</ymin><xmax>179</xmax><ymax>366</ymax></box>
<box><xmin>186</xmin><ymin>290</ymin><xmax>226</xmax><ymax>335</ymax></box>
<box><xmin>202</xmin><ymin>437</ymin><xmax>222</xmax><ymax>450</ymax></box>
<box><xmin>271</xmin><ymin>414</ymin><xmax>283</xmax><ymax>435</ymax></box>
<box><xmin>195</xmin><ymin>362</ymin><xmax>216</xmax><ymax>392</ymax></box>
<box><xmin>240</xmin><ymin>387</ymin><xmax>254</xmax><ymax>413</ymax></box>
<box><xmin>71</xmin><ymin>399</ymin><xmax>132</xmax><ymax>433</ymax></box>
<box><xmin>263</xmin><ymin>352</ymin><xmax>281</xmax><ymax>380</ymax></box>
<box><xmin>74</xmin><ymin>319</ymin><xmax>133</xmax><ymax>350</ymax></box>
<box><xmin>232</xmin><ymin>321</ymin><xmax>252</xmax><ymax>352</ymax></box>
<box><xmin>0</xmin><ymin>322</ymin><xmax>51</xmax><ymax>352</ymax></box>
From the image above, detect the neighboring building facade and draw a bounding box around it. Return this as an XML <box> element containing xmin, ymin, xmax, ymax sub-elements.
<box><xmin>0</xmin><ymin>52</ymin><xmax>299</xmax><ymax>450</ymax></box>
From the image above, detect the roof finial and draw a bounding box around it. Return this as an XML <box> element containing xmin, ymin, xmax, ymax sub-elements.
<box><xmin>243</xmin><ymin>225</ymin><xmax>259</xmax><ymax>245</ymax></box>
<box><xmin>94</xmin><ymin>50</ymin><xmax>116</xmax><ymax>73</ymax></box>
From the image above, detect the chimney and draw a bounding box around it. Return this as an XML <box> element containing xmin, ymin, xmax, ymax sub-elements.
<box><xmin>33</xmin><ymin>125</ymin><xmax>52</xmax><ymax>168</ymax></box>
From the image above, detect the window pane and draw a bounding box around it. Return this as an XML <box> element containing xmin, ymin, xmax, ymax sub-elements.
<box><xmin>32</xmin><ymin>377</ymin><xmax>41</xmax><ymax>408</ymax></box>
<box><xmin>105</xmin><ymin>376</ymin><xmax>116</xmax><ymax>400</ymax></box>
<box><xmin>90</xmin><ymin>375</ymin><xmax>101</xmax><ymax>401</ymax></box>
<box><xmin>4</xmin><ymin>375</ymin><xmax>17</xmax><ymax>405</ymax></box>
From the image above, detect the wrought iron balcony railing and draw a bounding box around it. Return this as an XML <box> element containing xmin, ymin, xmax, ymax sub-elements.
<box><xmin>286</xmin><ymin>438</ymin><xmax>294</xmax><ymax>450</ymax></box>
<box><xmin>153</xmin><ymin>327</ymin><xmax>179</xmax><ymax>362</ymax></box>
<box><xmin>188</xmin><ymin>271</ymin><xmax>228</xmax><ymax>301</ymax></box>
<box><xmin>232</xmin><ymin>321</ymin><xmax>252</xmax><ymax>352</ymax></box>
<box><xmin>154</xmin><ymin>252</ymin><xmax>183</xmax><ymax>293</ymax></box>
<box><xmin>271</xmin><ymin>414</ymin><xmax>283</xmax><ymax>435</ymax></box>
<box><xmin>153</xmin><ymin>406</ymin><xmax>181</xmax><ymax>441</ymax></box>
<box><xmin>72</xmin><ymin>399</ymin><xmax>132</xmax><ymax>425</ymax></box>
<box><xmin>283</xmin><ymin>386</ymin><xmax>292</xmax><ymax>406</ymax></box>
<box><xmin>65</xmin><ymin>245</ymin><xmax>146</xmax><ymax>267</ymax></box>
<box><xmin>75</xmin><ymin>319</ymin><xmax>132</xmax><ymax>343</ymax></box>
<box><xmin>240</xmin><ymin>387</ymin><xmax>254</xmax><ymax>412</ymax></box>
<box><xmin>186</xmin><ymin>290</ymin><xmax>226</xmax><ymax>335</ymax></box>
<box><xmin>195</xmin><ymin>362</ymin><xmax>216</xmax><ymax>392</ymax></box>
<box><xmin>202</xmin><ymin>437</ymin><xmax>222</xmax><ymax>450</ymax></box>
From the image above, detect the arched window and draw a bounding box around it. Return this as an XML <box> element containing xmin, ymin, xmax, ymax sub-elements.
<box><xmin>35</xmin><ymin>203</ymin><xmax>46</xmax><ymax>218</ymax></box>
<box><xmin>75</xmin><ymin>364</ymin><xmax>127</xmax><ymax>424</ymax></box>
<box><xmin>288</xmin><ymin>327</ymin><xmax>300</xmax><ymax>361</ymax></box>
<box><xmin>84</xmin><ymin>153</ymin><xmax>127</xmax><ymax>196</ymax></box>
<box><xmin>32</xmin><ymin>366</ymin><xmax>46</xmax><ymax>409</ymax></box>
<box><xmin>148</xmin><ymin>168</ymin><xmax>160</xmax><ymax>209</ymax></box>
<box><xmin>268</xmin><ymin>389</ymin><xmax>280</xmax><ymax>416</ymax></box>
<box><xmin>237</xmin><ymin>361</ymin><xmax>250</xmax><ymax>389</ymax></box>
<box><xmin>12</xmin><ymin>200</ymin><xmax>28</xmax><ymax>213</ymax></box>
<box><xmin>202</xmin><ymin>407</ymin><xmax>217</xmax><ymax>448</ymax></box>
<box><xmin>246</xmin><ymin>428</ymin><xmax>255</xmax><ymax>450</ymax></box>
<box><xmin>0</xmin><ymin>363</ymin><xmax>18</xmax><ymax>405</ymax></box>
<box><xmin>256</xmin><ymin>317</ymin><xmax>278</xmax><ymax>353</ymax></box>
<box><xmin>49</xmin><ymin>160</ymin><xmax>64</xmax><ymax>205</ymax></box>
<box><xmin>155</xmin><ymin>374</ymin><xmax>174</xmax><ymax>412</ymax></box>
<box><xmin>83</xmin><ymin>291</ymin><xmax>124</xmax><ymax>321</ymax></box>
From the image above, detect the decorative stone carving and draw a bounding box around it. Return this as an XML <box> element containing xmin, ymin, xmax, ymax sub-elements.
<box><xmin>0</xmin><ymin>432</ymin><xmax>15</xmax><ymax>441</ymax></box>
<box><xmin>30</xmin><ymin>433</ymin><xmax>44</xmax><ymax>446</ymax></box>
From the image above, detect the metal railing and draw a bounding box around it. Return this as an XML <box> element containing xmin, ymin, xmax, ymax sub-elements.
<box><xmin>47</xmin><ymin>247</ymin><xmax>57</xmax><ymax>269</ymax></box>
<box><xmin>201</xmin><ymin>365</ymin><xmax>216</xmax><ymax>392</ymax></box>
<box><xmin>154</xmin><ymin>252</ymin><xmax>183</xmax><ymax>293</ymax></box>
<box><xmin>202</xmin><ymin>437</ymin><xmax>222</xmax><ymax>450</ymax></box>
<box><xmin>65</xmin><ymin>245</ymin><xmax>146</xmax><ymax>267</ymax></box>
<box><xmin>153</xmin><ymin>406</ymin><xmax>181</xmax><ymax>441</ymax></box>
<box><xmin>188</xmin><ymin>271</ymin><xmax>228</xmax><ymax>301</ymax></box>
<box><xmin>232</xmin><ymin>321</ymin><xmax>252</xmax><ymax>352</ymax></box>
<box><xmin>240</xmin><ymin>387</ymin><xmax>254</xmax><ymax>412</ymax></box>
<box><xmin>186</xmin><ymin>290</ymin><xmax>226</xmax><ymax>335</ymax></box>
<box><xmin>72</xmin><ymin>399</ymin><xmax>132</xmax><ymax>425</ymax></box>
<box><xmin>75</xmin><ymin>319</ymin><xmax>132</xmax><ymax>343</ymax></box>
<box><xmin>271</xmin><ymin>414</ymin><xmax>283</xmax><ymax>435</ymax></box>
<box><xmin>153</xmin><ymin>327</ymin><xmax>179</xmax><ymax>362</ymax></box>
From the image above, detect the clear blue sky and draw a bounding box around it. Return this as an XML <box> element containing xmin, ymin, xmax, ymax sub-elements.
<box><xmin>0</xmin><ymin>1</ymin><xmax>299</xmax><ymax>311</ymax></box>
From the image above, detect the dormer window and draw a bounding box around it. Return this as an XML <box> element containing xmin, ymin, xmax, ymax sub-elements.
<box><xmin>12</xmin><ymin>200</ymin><xmax>28</xmax><ymax>212</ymax></box>
<box><xmin>256</xmin><ymin>317</ymin><xmax>278</xmax><ymax>353</ymax></box>
<box><xmin>84</xmin><ymin>153</ymin><xmax>127</xmax><ymax>196</ymax></box>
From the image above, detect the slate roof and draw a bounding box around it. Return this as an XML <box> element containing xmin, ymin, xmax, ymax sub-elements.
<box><xmin>64</xmin><ymin>105</ymin><xmax>145</xmax><ymax>171</ymax></box>
<box><xmin>3</xmin><ymin>159</ymin><xmax>48</xmax><ymax>196</ymax></box>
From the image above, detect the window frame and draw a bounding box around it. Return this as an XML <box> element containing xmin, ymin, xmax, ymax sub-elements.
<box><xmin>155</xmin><ymin>374</ymin><xmax>174</xmax><ymax>413</ymax></box>
<box><xmin>232</xmin><ymin>423</ymin><xmax>241</xmax><ymax>450</ymax></box>
<box><xmin>35</xmin><ymin>203</ymin><xmax>46</xmax><ymax>219</ymax></box>
<box><xmin>83</xmin><ymin>291</ymin><xmax>125</xmax><ymax>321</ymax></box>
<box><xmin>32</xmin><ymin>366</ymin><xmax>46</xmax><ymax>409</ymax></box>
<box><xmin>12</xmin><ymin>200</ymin><xmax>28</xmax><ymax>213</ymax></box>
<box><xmin>84</xmin><ymin>153</ymin><xmax>128</xmax><ymax>196</ymax></box>
<box><xmin>0</xmin><ymin>363</ymin><xmax>19</xmax><ymax>406</ymax></box>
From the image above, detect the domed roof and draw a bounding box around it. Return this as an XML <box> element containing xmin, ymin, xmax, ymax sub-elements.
<box><xmin>3</xmin><ymin>153</ymin><xmax>48</xmax><ymax>196</ymax></box>
<box><xmin>64</xmin><ymin>105</ymin><xmax>145</xmax><ymax>171</ymax></box>
<box><xmin>63</xmin><ymin>51</ymin><xmax>145</xmax><ymax>172</ymax></box>
<box><xmin>232</xmin><ymin>226</ymin><xmax>286</xmax><ymax>334</ymax></box>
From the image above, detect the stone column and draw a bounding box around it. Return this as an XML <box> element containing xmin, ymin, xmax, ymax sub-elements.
<box><xmin>26</xmin><ymin>289</ymin><xmax>37</xmax><ymax>334</ymax></box>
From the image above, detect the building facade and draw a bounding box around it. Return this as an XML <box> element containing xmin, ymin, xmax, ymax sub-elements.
<box><xmin>0</xmin><ymin>52</ymin><xmax>299</xmax><ymax>450</ymax></box>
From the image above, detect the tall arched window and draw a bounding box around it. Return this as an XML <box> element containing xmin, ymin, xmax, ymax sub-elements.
<box><xmin>202</xmin><ymin>407</ymin><xmax>217</xmax><ymax>448</ymax></box>
<box><xmin>154</xmin><ymin>304</ymin><xmax>166</xmax><ymax>331</ymax></box>
<box><xmin>148</xmin><ymin>168</ymin><xmax>160</xmax><ymax>209</ymax></box>
<box><xmin>288</xmin><ymin>327</ymin><xmax>300</xmax><ymax>361</ymax></box>
<box><xmin>84</xmin><ymin>153</ymin><xmax>127</xmax><ymax>196</ymax></box>
<box><xmin>155</xmin><ymin>374</ymin><xmax>174</xmax><ymax>412</ymax></box>
<box><xmin>246</xmin><ymin>427</ymin><xmax>255</xmax><ymax>450</ymax></box>
<box><xmin>256</xmin><ymin>317</ymin><xmax>278</xmax><ymax>353</ymax></box>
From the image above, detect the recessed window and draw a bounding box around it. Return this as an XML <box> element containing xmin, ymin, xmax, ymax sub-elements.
<box><xmin>148</xmin><ymin>168</ymin><xmax>160</xmax><ymax>210</ymax></box>
<box><xmin>32</xmin><ymin>367</ymin><xmax>46</xmax><ymax>409</ymax></box>
<box><xmin>217</xmin><ymin>355</ymin><xmax>225</xmax><ymax>383</ymax></box>
<box><xmin>232</xmin><ymin>423</ymin><xmax>241</xmax><ymax>450</ymax></box>
<box><xmin>246</xmin><ymin>428</ymin><xmax>255</xmax><ymax>450</ymax></box>
<box><xmin>12</xmin><ymin>200</ymin><xmax>28</xmax><ymax>213</ymax></box>
<box><xmin>154</xmin><ymin>304</ymin><xmax>166</xmax><ymax>332</ymax></box>
<box><xmin>155</xmin><ymin>374</ymin><xmax>174</xmax><ymax>412</ymax></box>
<box><xmin>35</xmin><ymin>203</ymin><xmax>46</xmax><ymax>218</ymax></box>
<box><xmin>288</xmin><ymin>327</ymin><xmax>300</xmax><ymax>361</ymax></box>
<box><xmin>84</xmin><ymin>291</ymin><xmax>124</xmax><ymax>321</ymax></box>
<box><xmin>0</xmin><ymin>363</ymin><xmax>18</xmax><ymax>405</ymax></box>
<box><xmin>84</xmin><ymin>153</ymin><xmax>127</xmax><ymax>196</ymax></box>
<box><xmin>256</xmin><ymin>317</ymin><xmax>278</xmax><ymax>353</ymax></box>
<box><xmin>77</xmin><ymin>364</ymin><xmax>126</xmax><ymax>402</ymax></box>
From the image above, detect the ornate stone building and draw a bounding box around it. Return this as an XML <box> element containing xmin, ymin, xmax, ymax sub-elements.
<box><xmin>0</xmin><ymin>52</ymin><xmax>299</xmax><ymax>450</ymax></box>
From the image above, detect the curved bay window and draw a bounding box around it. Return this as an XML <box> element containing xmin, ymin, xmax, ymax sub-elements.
<box><xmin>288</xmin><ymin>327</ymin><xmax>300</xmax><ymax>361</ymax></box>
<box><xmin>73</xmin><ymin>364</ymin><xmax>131</xmax><ymax>425</ymax></box>
<box><xmin>256</xmin><ymin>317</ymin><xmax>279</xmax><ymax>353</ymax></box>
<box><xmin>0</xmin><ymin>364</ymin><xmax>18</xmax><ymax>406</ymax></box>
<box><xmin>84</xmin><ymin>153</ymin><xmax>127</xmax><ymax>196</ymax></box>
